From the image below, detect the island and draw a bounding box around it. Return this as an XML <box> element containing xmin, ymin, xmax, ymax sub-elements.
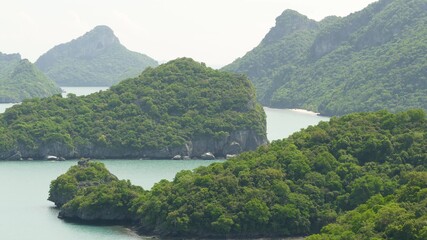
<box><xmin>223</xmin><ymin>0</ymin><xmax>427</xmax><ymax>116</ymax></box>
<box><xmin>49</xmin><ymin>109</ymin><xmax>427</xmax><ymax>239</ymax></box>
<box><xmin>35</xmin><ymin>25</ymin><xmax>158</xmax><ymax>86</ymax></box>
<box><xmin>0</xmin><ymin>58</ymin><xmax>267</xmax><ymax>160</ymax></box>
<box><xmin>0</xmin><ymin>52</ymin><xmax>61</xmax><ymax>103</ymax></box>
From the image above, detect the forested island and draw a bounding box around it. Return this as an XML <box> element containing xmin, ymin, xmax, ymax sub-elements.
<box><xmin>50</xmin><ymin>109</ymin><xmax>427</xmax><ymax>239</ymax></box>
<box><xmin>35</xmin><ymin>25</ymin><xmax>158</xmax><ymax>86</ymax></box>
<box><xmin>0</xmin><ymin>58</ymin><xmax>267</xmax><ymax>160</ymax></box>
<box><xmin>224</xmin><ymin>0</ymin><xmax>427</xmax><ymax>116</ymax></box>
<box><xmin>0</xmin><ymin>52</ymin><xmax>61</xmax><ymax>103</ymax></box>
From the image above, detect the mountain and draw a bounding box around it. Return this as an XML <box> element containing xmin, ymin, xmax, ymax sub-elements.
<box><xmin>0</xmin><ymin>52</ymin><xmax>61</xmax><ymax>103</ymax></box>
<box><xmin>0</xmin><ymin>58</ymin><xmax>267</xmax><ymax>160</ymax></box>
<box><xmin>223</xmin><ymin>0</ymin><xmax>427</xmax><ymax>116</ymax></box>
<box><xmin>35</xmin><ymin>25</ymin><xmax>158</xmax><ymax>86</ymax></box>
<box><xmin>49</xmin><ymin>109</ymin><xmax>427</xmax><ymax>238</ymax></box>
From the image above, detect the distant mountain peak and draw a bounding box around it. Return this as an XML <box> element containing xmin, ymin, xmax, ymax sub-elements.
<box><xmin>92</xmin><ymin>25</ymin><xmax>114</xmax><ymax>33</ymax></box>
<box><xmin>261</xmin><ymin>9</ymin><xmax>318</xmax><ymax>45</ymax></box>
<box><xmin>75</xmin><ymin>25</ymin><xmax>120</xmax><ymax>52</ymax></box>
<box><xmin>224</xmin><ymin>0</ymin><xmax>427</xmax><ymax>116</ymax></box>
<box><xmin>36</xmin><ymin>25</ymin><xmax>122</xmax><ymax>62</ymax></box>
<box><xmin>0</xmin><ymin>52</ymin><xmax>22</xmax><ymax>62</ymax></box>
<box><xmin>35</xmin><ymin>25</ymin><xmax>158</xmax><ymax>86</ymax></box>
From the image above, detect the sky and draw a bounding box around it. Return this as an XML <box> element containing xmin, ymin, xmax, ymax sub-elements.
<box><xmin>0</xmin><ymin>0</ymin><xmax>377</xmax><ymax>68</ymax></box>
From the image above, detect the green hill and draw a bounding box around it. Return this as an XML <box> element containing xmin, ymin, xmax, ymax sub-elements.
<box><xmin>0</xmin><ymin>52</ymin><xmax>61</xmax><ymax>103</ymax></box>
<box><xmin>35</xmin><ymin>25</ymin><xmax>158</xmax><ymax>86</ymax></box>
<box><xmin>224</xmin><ymin>0</ymin><xmax>427</xmax><ymax>116</ymax></box>
<box><xmin>0</xmin><ymin>58</ymin><xmax>267</xmax><ymax>160</ymax></box>
<box><xmin>50</xmin><ymin>109</ymin><xmax>427</xmax><ymax>238</ymax></box>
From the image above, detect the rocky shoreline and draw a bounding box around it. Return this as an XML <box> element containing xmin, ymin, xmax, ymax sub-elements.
<box><xmin>1</xmin><ymin>130</ymin><xmax>267</xmax><ymax>161</ymax></box>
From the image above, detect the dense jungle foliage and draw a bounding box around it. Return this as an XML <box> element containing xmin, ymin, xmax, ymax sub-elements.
<box><xmin>51</xmin><ymin>109</ymin><xmax>427</xmax><ymax>238</ymax></box>
<box><xmin>0</xmin><ymin>52</ymin><xmax>61</xmax><ymax>103</ymax></box>
<box><xmin>48</xmin><ymin>161</ymin><xmax>118</xmax><ymax>207</ymax></box>
<box><xmin>0</xmin><ymin>58</ymin><xmax>266</xmax><ymax>159</ymax></box>
<box><xmin>35</xmin><ymin>25</ymin><xmax>158</xmax><ymax>86</ymax></box>
<box><xmin>224</xmin><ymin>0</ymin><xmax>427</xmax><ymax>116</ymax></box>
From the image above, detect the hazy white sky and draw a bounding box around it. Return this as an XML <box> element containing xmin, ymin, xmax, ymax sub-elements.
<box><xmin>0</xmin><ymin>0</ymin><xmax>377</xmax><ymax>67</ymax></box>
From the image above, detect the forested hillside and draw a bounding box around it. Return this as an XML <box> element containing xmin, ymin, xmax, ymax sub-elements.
<box><xmin>0</xmin><ymin>52</ymin><xmax>61</xmax><ymax>103</ymax></box>
<box><xmin>50</xmin><ymin>109</ymin><xmax>427</xmax><ymax>239</ymax></box>
<box><xmin>35</xmin><ymin>25</ymin><xmax>158</xmax><ymax>86</ymax></box>
<box><xmin>224</xmin><ymin>0</ymin><xmax>427</xmax><ymax>116</ymax></box>
<box><xmin>0</xmin><ymin>58</ymin><xmax>267</xmax><ymax>160</ymax></box>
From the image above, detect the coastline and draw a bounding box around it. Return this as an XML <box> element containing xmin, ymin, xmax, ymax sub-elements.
<box><xmin>263</xmin><ymin>107</ymin><xmax>323</xmax><ymax>116</ymax></box>
<box><xmin>289</xmin><ymin>108</ymin><xmax>320</xmax><ymax>116</ymax></box>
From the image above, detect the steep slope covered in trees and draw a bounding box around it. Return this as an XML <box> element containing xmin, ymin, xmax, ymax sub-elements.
<box><xmin>0</xmin><ymin>58</ymin><xmax>267</xmax><ymax>160</ymax></box>
<box><xmin>50</xmin><ymin>109</ymin><xmax>427</xmax><ymax>238</ymax></box>
<box><xmin>0</xmin><ymin>52</ymin><xmax>61</xmax><ymax>103</ymax></box>
<box><xmin>35</xmin><ymin>25</ymin><xmax>158</xmax><ymax>86</ymax></box>
<box><xmin>224</xmin><ymin>0</ymin><xmax>427</xmax><ymax>115</ymax></box>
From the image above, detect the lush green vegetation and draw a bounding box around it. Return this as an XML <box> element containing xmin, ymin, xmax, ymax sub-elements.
<box><xmin>49</xmin><ymin>161</ymin><xmax>144</xmax><ymax>221</ymax></box>
<box><xmin>0</xmin><ymin>58</ymin><xmax>266</xmax><ymax>159</ymax></box>
<box><xmin>224</xmin><ymin>0</ymin><xmax>427</xmax><ymax>115</ymax></box>
<box><xmin>49</xmin><ymin>161</ymin><xmax>118</xmax><ymax>207</ymax></box>
<box><xmin>0</xmin><ymin>52</ymin><xmax>61</xmax><ymax>103</ymax></box>
<box><xmin>35</xmin><ymin>25</ymin><xmax>158</xmax><ymax>86</ymax></box>
<box><xmin>59</xmin><ymin>179</ymin><xmax>145</xmax><ymax>221</ymax></box>
<box><xmin>307</xmin><ymin>172</ymin><xmax>427</xmax><ymax>240</ymax></box>
<box><xmin>51</xmin><ymin>109</ymin><xmax>427</xmax><ymax>238</ymax></box>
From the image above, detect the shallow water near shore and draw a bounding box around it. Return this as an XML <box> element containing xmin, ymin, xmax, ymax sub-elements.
<box><xmin>0</xmin><ymin>160</ymin><xmax>222</xmax><ymax>240</ymax></box>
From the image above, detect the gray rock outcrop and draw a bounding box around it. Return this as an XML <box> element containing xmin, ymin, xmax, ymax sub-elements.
<box><xmin>201</xmin><ymin>152</ymin><xmax>215</xmax><ymax>160</ymax></box>
<box><xmin>4</xmin><ymin>130</ymin><xmax>267</xmax><ymax>160</ymax></box>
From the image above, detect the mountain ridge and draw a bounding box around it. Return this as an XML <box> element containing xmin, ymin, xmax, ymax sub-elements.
<box><xmin>0</xmin><ymin>52</ymin><xmax>61</xmax><ymax>103</ymax></box>
<box><xmin>224</xmin><ymin>0</ymin><xmax>427</xmax><ymax>116</ymax></box>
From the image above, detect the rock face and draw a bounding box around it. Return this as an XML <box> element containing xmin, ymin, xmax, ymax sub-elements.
<box><xmin>11</xmin><ymin>129</ymin><xmax>267</xmax><ymax>160</ymax></box>
<box><xmin>201</xmin><ymin>152</ymin><xmax>215</xmax><ymax>160</ymax></box>
<box><xmin>8</xmin><ymin>130</ymin><xmax>268</xmax><ymax>160</ymax></box>
<box><xmin>35</xmin><ymin>25</ymin><xmax>158</xmax><ymax>86</ymax></box>
<box><xmin>58</xmin><ymin>204</ymin><xmax>131</xmax><ymax>222</ymax></box>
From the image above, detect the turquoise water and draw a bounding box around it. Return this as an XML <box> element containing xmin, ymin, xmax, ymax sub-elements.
<box><xmin>264</xmin><ymin>107</ymin><xmax>329</xmax><ymax>141</ymax></box>
<box><xmin>0</xmin><ymin>102</ymin><xmax>16</xmax><ymax>113</ymax></box>
<box><xmin>0</xmin><ymin>160</ymin><xmax>221</xmax><ymax>240</ymax></box>
<box><xmin>61</xmin><ymin>86</ymin><xmax>109</xmax><ymax>97</ymax></box>
<box><xmin>0</xmin><ymin>87</ymin><xmax>329</xmax><ymax>239</ymax></box>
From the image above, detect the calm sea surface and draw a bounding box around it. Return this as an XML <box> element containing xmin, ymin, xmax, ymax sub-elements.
<box><xmin>0</xmin><ymin>87</ymin><xmax>328</xmax><ymax>239</ymax></box>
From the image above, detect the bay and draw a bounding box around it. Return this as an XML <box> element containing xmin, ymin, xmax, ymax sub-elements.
<box><xmin>0</xmin><ymin>87</ymin><xmax>329</xmax><ymax>239</ymax></box>
<box><xmin>264</xmin><ymin>107</ymin><xmax>329</xmax><ymax>141</ymax></box>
